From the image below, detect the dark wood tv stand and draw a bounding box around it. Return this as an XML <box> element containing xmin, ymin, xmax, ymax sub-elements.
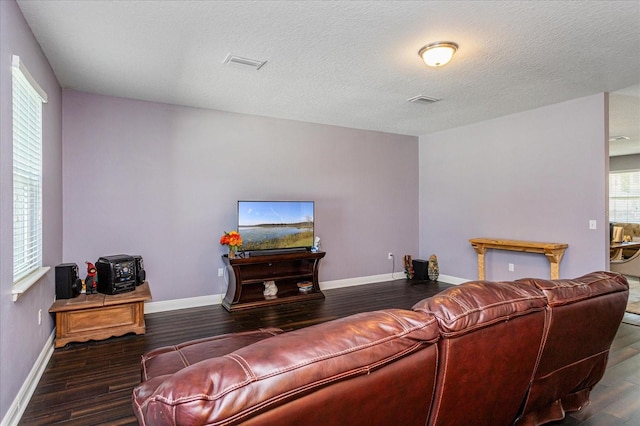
<box><xmin>222</xmin><ymin>251</ymin><xmax>325</xmax><ymax>311</ymax></box>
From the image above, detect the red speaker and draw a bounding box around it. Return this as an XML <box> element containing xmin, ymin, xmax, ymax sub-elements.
<box><xmin>55</xmin><ymin>263</ymin><xmax>82</xmax><ymax>299</ymax></box>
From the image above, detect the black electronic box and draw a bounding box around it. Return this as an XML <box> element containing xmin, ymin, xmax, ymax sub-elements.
<box><xmin>96</xmin><ymin>254</ymin><xmax>137</xmax><ymax>295</ymax></box>
<box><xmin>55</xmin><ymin>263</ymin><xmax>82</xmax><ymax>299</ymax></box>
<box><xmin>132</xmin><ymin>255</ymin><xmax>146</xmax><ymax>285</ymax></box>
<box><xmin>412</xmin><ymin>259</ymin><xmax>429</xmax><ymax>281</ymax></box>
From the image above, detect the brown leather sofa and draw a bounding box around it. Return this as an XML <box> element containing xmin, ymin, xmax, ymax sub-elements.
<box><xmin>132</xmin><ymin>271</ymin><xmax>628</xmax><ymax>426</ymax></box>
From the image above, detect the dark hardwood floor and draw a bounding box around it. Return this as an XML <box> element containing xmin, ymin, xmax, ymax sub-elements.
<box><xmin>18</xmin><ymin>279</ymin><xmax>640</xmax><ymax>425</ymax></box>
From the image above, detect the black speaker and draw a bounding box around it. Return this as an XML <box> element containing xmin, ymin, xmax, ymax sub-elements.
<box><xmin>132</xmin><ymin>255</ymin><xmax>146</xmax><ymax>285</ymax></box>
<box><xmin>412</xmin><ymin>259</ymin><xmax>429</xmax><ymax>281</ymax></box>
<box><xmin>55</xmin><ymin>263</ymin><xmax>82</xmax><ymax>299</ymax></box>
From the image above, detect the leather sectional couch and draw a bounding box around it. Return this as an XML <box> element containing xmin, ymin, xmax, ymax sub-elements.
<box><xmin>132</xmin><ymin>271</ymin><xmax>629</xmax><ymax>425</ymax></box>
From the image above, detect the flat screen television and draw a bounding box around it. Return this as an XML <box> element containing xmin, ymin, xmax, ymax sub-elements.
<box><xmin>237</xmin><ymin>201</ymin><xmax>315</xmax><ymax>254</ymax></box>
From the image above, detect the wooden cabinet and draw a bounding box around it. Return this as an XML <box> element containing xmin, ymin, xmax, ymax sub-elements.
<box><xmin>222</xmin><ymin>251</ymin><xmax>325</xmax><ymax>311</ymax></box>
<box><xmin>49</xmin><ymin>282</ymin><xmax>151</xmax><ymax>348</ymax></box>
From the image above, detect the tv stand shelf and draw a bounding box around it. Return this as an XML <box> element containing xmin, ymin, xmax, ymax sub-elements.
<box><xmin>222</xmin><ymin>251</ymin><xmax>325</xmax><ymax>311</ymax></box>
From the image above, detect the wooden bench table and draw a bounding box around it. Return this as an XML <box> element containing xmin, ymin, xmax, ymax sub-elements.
<box><xmin>469</xmin><ymin>238</ymin><xmax>568</xmax><ymax>280</ymax></box>
<box><xmin>49</xmin><ymin>282</ymin><xmax>151</xmax><ymax>348</ymax></box>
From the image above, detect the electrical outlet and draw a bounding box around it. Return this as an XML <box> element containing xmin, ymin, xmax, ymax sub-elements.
<box><xmin>218</xmin><ymin>268</ymin><xmax>224</xmax><ymax>277</ymax></box>
<box><xmin>388</xmin><ymin>252</ymin><xmax>393</xmax><ymax>260</ymax></box>
<box><xmin>589</xmin><ymin>220</ymin><xmax>597</xmax><ymax>230</ymax></box>
<box><xmin>508</xmin><ymin>263</ymin><xmax>514</xmax><ymax>272</ymax></box>
<box><xmin>38</xmin><ymin>309</ymin><xmax>42</xmax><ymax>325</ymax></box>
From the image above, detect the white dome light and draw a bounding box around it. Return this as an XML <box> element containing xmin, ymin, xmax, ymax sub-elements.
<box><xmin>419</xmin><ymin>42</ymin><xmax>458</xmax><ymax>67</ymax></box>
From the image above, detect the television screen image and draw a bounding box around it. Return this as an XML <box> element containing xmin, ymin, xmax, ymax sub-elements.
<box><xmin>237</xmin><ymin>201</ymin><xmax>314</xmax><ymax>252</ymax></box>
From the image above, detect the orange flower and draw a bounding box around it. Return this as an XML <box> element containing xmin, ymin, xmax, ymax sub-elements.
<box><xmin>220</xmin><ymin>231</ymin><xmax>243</xmax><ymax>248</ymax></box>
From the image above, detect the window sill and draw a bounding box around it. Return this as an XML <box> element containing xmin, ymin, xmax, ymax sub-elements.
<box><xmin>12</xmin><ymin>266</ymin><xmax>51</xmax><ymax>302</ymax></box>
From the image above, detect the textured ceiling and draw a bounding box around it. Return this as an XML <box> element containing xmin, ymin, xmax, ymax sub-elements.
<box><xmin>16</xmin><ymin>0</ymin><xmax>640</xmax><ymax>155</ymax></box>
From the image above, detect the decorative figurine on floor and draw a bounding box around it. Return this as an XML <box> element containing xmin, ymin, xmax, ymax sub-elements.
<box><xmin>427</xmin><ymin>254</ymin><xmax>439</xmax><ymax>281</ymax></box>
<box><xmin>404</xmin><ymin>255</ymin><xmax>414</xmax><ymax>279</ymax></box>
<box><xmin>263</xmin><ymin>280</ymin><xmax>278</xmax><ymax>299</ymax></box>
<box><xmin>85</xmin><ymin>261</ymin><xmax>98</xmax><ymax>294</ymax></box>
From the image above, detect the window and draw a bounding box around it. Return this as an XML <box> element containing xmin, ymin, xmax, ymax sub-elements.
<box><xmin>609</xmin><ymin>169</ymin><xmax>640</xmax><ymax>223</ymax></box>
<box><xmin>12</xmin><ymin>55</ymin><xmax>48</xmax><ymax>290</ymax></box>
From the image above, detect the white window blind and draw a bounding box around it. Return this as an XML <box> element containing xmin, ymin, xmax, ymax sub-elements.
<box><xmin>12</xmin><ymin>55</ymin><xmax>47</xmax><ymax>285</ymax></box>
<box><xmin>609</xmin><ymin>169</ymin><xmax>640</xmax><ymax>223</ymax></box>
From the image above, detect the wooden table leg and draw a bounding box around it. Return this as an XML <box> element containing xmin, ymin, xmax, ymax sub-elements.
<box><xmin>472</xmin><ymin>245</ymin><xmax>487</xmax><ymax>280</ymax></box>
<box><xmin>544</xmin><ymin>249</ymin><xmax>565</xmax><ymax>280</ymax></box>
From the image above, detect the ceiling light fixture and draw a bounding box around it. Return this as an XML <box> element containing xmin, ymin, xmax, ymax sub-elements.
<box><xmin>419</xmin><ymin>42</ymin><xmax>458</xmax><ymax>67</ymax></box>
<box><xmin>609</xmin><ymin>135</ymin><xmax>630</xmax><ymax>142</ymax></box>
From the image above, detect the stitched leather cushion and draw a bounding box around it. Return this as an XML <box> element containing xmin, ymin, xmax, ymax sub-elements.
<box><xmin>515</xmin><ymin>270</ymin><xmax>629</xmax><ymax>306</ymax></box>
<box><xmin>412</xmin><ymin>280</ymin><xmax>547</xmax><ymax>336</ymax></box>
<box><xmin>141</xmin><ymin>328</ymin><xmax>284</xmax><ymax>381</ymax></box>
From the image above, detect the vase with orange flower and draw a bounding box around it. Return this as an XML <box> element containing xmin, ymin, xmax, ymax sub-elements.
<box><xmin>220</xmin><ymin>231</ymin><xmax>243</xmax><ymax>258</ymax></box>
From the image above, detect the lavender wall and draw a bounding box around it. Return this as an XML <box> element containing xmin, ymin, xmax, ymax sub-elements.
<box><xmin>0</xmin><ymin>0</ymin><xmax>63</xmax><ymax>420</ymax></box>
<box><xmin>419</xmin><ymin>94</ymin><xmax>609</xmax><ymax>282</ymax></box>
<box><xmin>62</xmin><ymin>91</ymin><xmax>419</xmax><ymax>302</ymax></box>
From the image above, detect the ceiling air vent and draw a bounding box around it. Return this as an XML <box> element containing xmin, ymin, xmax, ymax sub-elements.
<box><xmin>223</xmin><ymin>53</ymin><xmax>267</xmax><ymax>70</ymax></box>
<box><xmin>407</xmin><ymin>95</ymin><xmax>442</xmax><ymax>104</ymax></box>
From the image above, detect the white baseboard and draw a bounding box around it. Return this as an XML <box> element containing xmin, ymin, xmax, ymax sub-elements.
<box><xmin>319</xmin><ymin>273</ymin><xmax>401</xmax><ymax>290</ymax></box>
<box><xmin>144</xmin><ymin>273</ymin><xmax>405</xmax><ymax>313</ymax></box>
<box><xmin>1</xmin><ymin>330</ymin><xmax>55</xmax><ymax>426</ymax></box>
<box><xmin>144</xmin><ymin>293</ymin><xmax>223</xmax><ymax>314</ymax></box>
<box><xmin>143</xmin><ymin>273</ymin><xmax>472</xmax><ymax>314</ymax></box>
<box><xmin>319</xmin><ymin>273</ymin><xmax>470</xmax><ymax>289</ymax></box>
<box><xmin>438</xmin><ymin>274</ymin><xmax>470</xmax><ymax>285</ymax></box>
